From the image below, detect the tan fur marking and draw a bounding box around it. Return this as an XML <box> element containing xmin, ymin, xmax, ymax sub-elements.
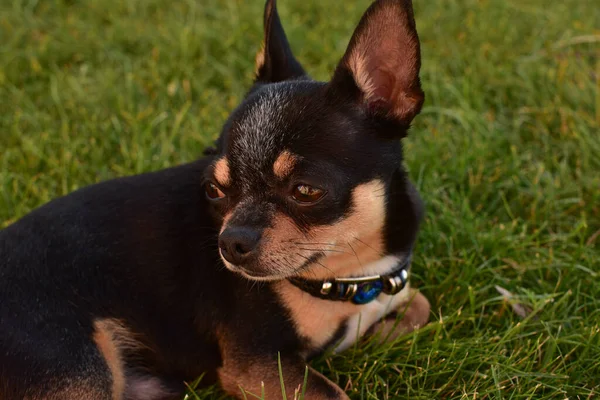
<box><xmin>213</xmin><ymin>157</ymin><xmax>231</xmax><ymax>187</ymax></box>
<box><xmin>272</xmin><ymin>150</ymin><xmax>299</xmax><ymax>179</ymax></box>
<box><xmin>93</xmin><ymin>319</ymin><xmax>149</xmax><ymax>400</ymax></box>
<box><xmin>94</xmin><ymin>321</ymin><xmax>125</xmax><ymax>400</ymax></box>
<box><xmin>276</xmin><ymin>280</ymin><xmax>412</xmax><ymax>352</ymax></box>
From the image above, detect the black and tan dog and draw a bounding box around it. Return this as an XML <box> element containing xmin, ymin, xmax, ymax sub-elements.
<box><xmin>0</xmin><ymin>0</ymin><xmax>430</xmax><ymax>398</ymax></box>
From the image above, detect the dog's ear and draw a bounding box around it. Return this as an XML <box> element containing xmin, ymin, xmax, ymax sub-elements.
<box><xmin>329</xmin><ymin>0</ymin><xmax>424</xmax><ymax>128</ymax></box>
<box><xmin>254</xmin><ymin>0</ymin><xmax>305</xmax><ymax>83</ymax></box>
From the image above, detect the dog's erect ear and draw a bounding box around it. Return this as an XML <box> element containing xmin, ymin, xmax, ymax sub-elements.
<box><xmin>330</xmin><ymin>0</ymin><xmax>424</xmax><ymax>127</ymax></box>
<box><xmin>254</xmin><ymin>0</ymin><xmax>305</xmax><ymax>83</ymax></box>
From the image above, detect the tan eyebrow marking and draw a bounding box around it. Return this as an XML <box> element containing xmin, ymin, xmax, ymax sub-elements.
<box><xmin>214</xmin><ymin>157</ymin><xmax>231</xmax><ymax>187</ymax></box>
<box><xmin>273</xmin><ymin>150</ymin><xmax>299</xmax><ymax>179</ymax></box>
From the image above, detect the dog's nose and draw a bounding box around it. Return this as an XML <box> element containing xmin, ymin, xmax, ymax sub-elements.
<box><xmin>218</xmin><ymin>227</ymin><xmax>261</xmax><ymax>265</ymax></box>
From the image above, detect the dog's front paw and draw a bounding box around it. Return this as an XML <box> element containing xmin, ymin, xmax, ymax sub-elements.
<box><xmin>369</xmin><ymin>289</ymin><xmax>430</xmax><ymax>343</ymax></box>
<box><xmin>299</xmin><ymin>367</ymin><xmax>350</xmax><ymax>400</ymax></box>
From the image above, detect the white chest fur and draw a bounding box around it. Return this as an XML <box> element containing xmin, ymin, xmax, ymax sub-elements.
<box><xmin>275</xmin><ymin>255</ymin><xmax>412</xmax><ymax>353</ymax></box>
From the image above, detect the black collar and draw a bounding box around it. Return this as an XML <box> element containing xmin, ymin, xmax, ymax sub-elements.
<box><xmin>288</xmin><ymin>254</ymin><xmax>411</xmax><ymax>305</ymax></box>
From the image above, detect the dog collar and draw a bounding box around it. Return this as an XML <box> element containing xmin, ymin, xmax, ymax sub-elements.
<box><xmin>288</xmin><ymin>255</ymin><xmax>411</xmax><ymax>305</ymax></box>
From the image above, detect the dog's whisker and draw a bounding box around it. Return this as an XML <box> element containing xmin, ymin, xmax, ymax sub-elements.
<box><xmin>196</xmin><ymin>237</ymin><xmax>219</xmax><ymax>249</ymax></box>
<box><xmin>346</xmin><ymin>240</ymin><xmax>363</xmax><ymax>267</ymax></box>
<box><xmin>296</xmin><ymin>253</ymin><xmax>335</xmax><ymax>276</ymax></box>
<box><xmin>352</xmin><ymin>236</ymin><xmax>386</xmax><ymax>258</ymax></box>
<box><xmin>284</xmin><ymin>257</ymin><xmax>300</xmax><ymax>275</ymax></box>
<box><xmin>294</xmin><ymin>247</ymin><xmax>347</xmax><ymax>254</ymax></box>
<box><xmin>292</xmin><ymin>241</ymin><xmax>345</xmax><ymax>248</ymax></box>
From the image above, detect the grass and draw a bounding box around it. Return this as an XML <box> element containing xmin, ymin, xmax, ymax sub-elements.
<box><xmin>1</xmin><ymin>0</ymin><xmax>599</xmax><ymax>398</ymax></box>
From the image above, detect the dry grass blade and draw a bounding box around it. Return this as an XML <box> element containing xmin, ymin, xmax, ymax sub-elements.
<box><xmin>495</xmin><ymin>285</ymin><xmax>534</xmax><ymax>319</ymax></box>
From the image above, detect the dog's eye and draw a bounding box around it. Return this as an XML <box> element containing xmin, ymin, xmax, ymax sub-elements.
<box><xmin>205</xmin><ymin>182</ymin><xmax>226</xmax><ymax>200</ymax></box>
<box><xmin>291</xmin><ymin>184</ymin><xmax>325</xmax><ymax>204</ymax></box>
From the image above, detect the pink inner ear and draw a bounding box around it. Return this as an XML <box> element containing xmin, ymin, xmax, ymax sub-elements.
<box><xmin>371</xmin><ymin>67</ymin><xmax>394</xmax><ymax>100</ymax></box>
<box><xmin>368</xmin><ymin>65</ymin><xmax>395</xmax><ymax>110</ymax></box>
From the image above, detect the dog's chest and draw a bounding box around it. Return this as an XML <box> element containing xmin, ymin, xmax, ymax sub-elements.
<box><xmin>276</xmin><ymin>281</ymin><xmax>411</xmax><ymax>353</ymax></box>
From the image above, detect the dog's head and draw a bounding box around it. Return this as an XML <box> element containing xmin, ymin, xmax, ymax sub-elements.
<box><xmin>204</xmin><ymin>0</ymin><xmax>425</xmax><ymax>281</ymax></box>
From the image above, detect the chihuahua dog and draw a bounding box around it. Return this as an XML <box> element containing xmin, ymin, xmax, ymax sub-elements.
<box><xmin>0</xmin><ymin>0</ymin><xmax>430</xmax><ymax>399</ymax></box>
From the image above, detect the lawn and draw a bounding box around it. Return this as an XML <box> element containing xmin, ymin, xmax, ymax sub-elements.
<box><xmin>1</xmin><ymin>0</ymin><xmax>599</xmax><ymax>398</ymax></box>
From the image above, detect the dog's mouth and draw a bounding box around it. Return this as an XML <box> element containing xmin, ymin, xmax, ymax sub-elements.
<box><xmin>220</xmin><ymin>251</ymin><xmax>325</xmax><ymax>282</ymax></box>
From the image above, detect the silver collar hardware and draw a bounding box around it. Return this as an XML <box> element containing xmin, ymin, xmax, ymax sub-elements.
<box><xmin>289</xmin><ymin>254</ymin><xmax>412</xmax><ymax>305</ymax></box>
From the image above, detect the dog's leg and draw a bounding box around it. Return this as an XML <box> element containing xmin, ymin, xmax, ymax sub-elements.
<box><xmin>1</xmin><ymin>327</ymin><xmax>116</xmax><ymax>400</ymax></box>
<box><xmin>218</xmin><ymin>352</ymin><xmax>349</xmax><ymax>400</ymax></box>
<box><xmin>94</xmin><ymin>319</ymin><xmax>182</xmax><ymax>400</ymax></box>
<box><xmin>368</xmin><ymin>290</ymin><xmax>430</xmax><ymax>343</ymax></box>
<box><xmin>2</xmin><ymin>357</ymin><xmax>114</xmax><ymax>400</ymax></box>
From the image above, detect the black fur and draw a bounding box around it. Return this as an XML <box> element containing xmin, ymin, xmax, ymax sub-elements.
<box><xmin>0</xmin><ymin>160</ymin><xmax>308</xmax><ymax>398</ymax></box>
<box><xmin>0</xmin><ymin>1</ymin><xmax>426</xmax><ymax>399</ymax></box>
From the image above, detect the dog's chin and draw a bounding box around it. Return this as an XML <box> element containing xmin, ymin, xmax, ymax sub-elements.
<box><xmin>221</xmin><ymin>260</ymin><xmax>293</xmax><ymax>282</ymax></box>
<box><xmin>237</xmin><ymin>270</ymin><xmax>285</xmax><ymax>282</ymax></box>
